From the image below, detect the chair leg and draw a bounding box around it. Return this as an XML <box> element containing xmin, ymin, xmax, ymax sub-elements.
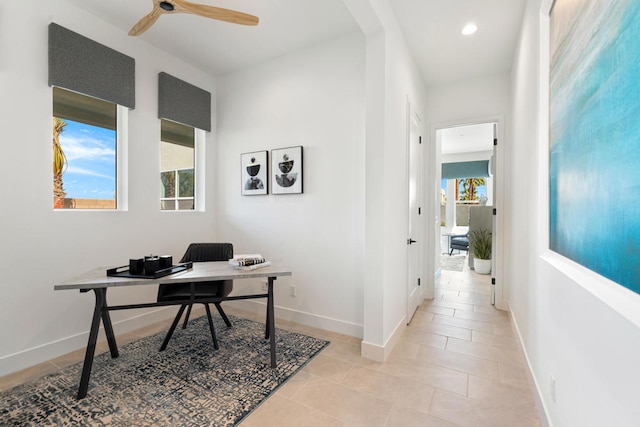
<box><xmin>182</xmin><ymin>304</ymin><xmax>193</xmax><ymax>329</ymax></box>
<box><xmin>204</xmin><ymin>304</ymin><xmax>219</xmax><ymax>350</ymax></box>
<box><xmin>449</xmin><ymin>247</ymin><xmax>454</xmax><ymax>256</ymax></box>
<box><xmin>160</xmin><ymin>304</ymin><xmax>187</xmax><ymax>351</ymax></box>
<box><xmin>214</xmin><ymin>303</ymin><xmax>232</xmax><ymax>327</ymax></box>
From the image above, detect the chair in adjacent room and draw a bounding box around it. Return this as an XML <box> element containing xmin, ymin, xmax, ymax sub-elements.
<box><xmin>157</xmin><ymin>242</ymin><xmax>234</xmax><ymax>351</ymax></box>
<box><xmin>449</xmin><ymin>233</ymin><xmax>469</xmax><ymax>255</ymax></box>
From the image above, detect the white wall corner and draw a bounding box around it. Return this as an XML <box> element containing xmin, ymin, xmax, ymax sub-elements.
<box><xmin>341</xmin><ymin>0</ymin><xmax>384</xmax><ymax>36</ymax></box>
<box><xmin>360</xmin><ymin>316</ymin><xmax>406</xmax><ymax>362</ymax></box>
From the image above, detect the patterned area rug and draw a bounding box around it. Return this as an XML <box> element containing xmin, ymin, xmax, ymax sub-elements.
<box><xmin>440</xmin><ymin>254</ymin><xmax>467</xmax><ymax>272</ymax></box>
<box><xmin>1</xmin><ymin>315</ymin><xmax>329</xmax><ymax>426</ymax></box>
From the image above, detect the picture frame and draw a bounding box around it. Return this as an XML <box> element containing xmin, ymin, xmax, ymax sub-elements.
<box><xmin>549</xmin><ymin>0</ymin><xmax>640</xmax><ymax>294</ymax></box>
<box><xmin>271</xmin><ymin>146</ymin><xmax>303</xmax><ymax>194</ymax></box>
<box><xmin>241</xmin><ymin>150</ymin><xmax>268</xmax><ymax>195</ymax></box>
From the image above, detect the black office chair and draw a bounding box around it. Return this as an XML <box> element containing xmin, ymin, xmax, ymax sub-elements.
<box><xmin>157</xmin><ymin>243</ymin><xmax>234</xmax><ymax>351</ymax></box>
<box><xmin>449</xmin><ymin>234</ymin><xmax>469</xmax><ymax>255</ymax></box>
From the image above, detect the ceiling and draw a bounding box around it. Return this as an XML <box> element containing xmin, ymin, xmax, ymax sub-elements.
<box><xmin>389</xmin><ymin>0</ymin><xmax>526</xmax><ymax>86</ymax></box>
<box><xmin>65</xmin><ymin>0</ymin><xmax>525</xmax><ymax>86</ymax></box>
<box><xmin>440</xmin><ymin>123</ymin><xmax>494</xmax><ymax>156</ymax></box>
<box><xmin>64</xmin><ymin>0</ymin><xmax>359</xmax><ymax>76</ymax></box>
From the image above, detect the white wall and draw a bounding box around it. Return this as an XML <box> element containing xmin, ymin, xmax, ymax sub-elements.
<box><xmin>378</xmin><ymin>15</ymin><xmax>428</xmax><ymax>349</ymax></box>
<box><xmin>343</xmin><ymin>0</ymin><xmax>429</xmax><ymax>359</ymax></box>
<box><xmin>0</xmin><ymin>0</ymin><xmax>218</xmax><ymax>376</ymax></box>
<box><xmin>425</xmin><ymin>74</ymin><xmax>510</xmax><ymax>126</ymax></box>
<box><xmin>216</xmin><ymin>0</ymin><xmax>429</xmax><ymax>360</ymax></box>
<box><xmin>215</xmin><ymin>34</ymin><xmax>366</xmax><ymax>336</ymax></box>
<box><xmin>509</xmin><ymin>0</ymin><xmax>640</xmax><ymax>425</ymax></box>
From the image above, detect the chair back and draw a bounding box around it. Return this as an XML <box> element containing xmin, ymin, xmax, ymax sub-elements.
<box><xmin>158</xmin><ymin>243</ymin><xmax>235</xmax><ymax>302</ymax></box>
<box><xmin>180</xmin><ymin>243</ymin><xmax>233</xmax><ymax>263</ymax></box>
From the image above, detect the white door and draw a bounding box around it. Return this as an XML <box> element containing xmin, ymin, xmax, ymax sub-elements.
<box><xmin>407</xmin><ymin>106</ymin><xmax>423</xmax><ymax>323</ymax></box>
<box><xmin>491</xmin><ymin>123</ymin><xmax>498</xmax><ymax>305</ymax></box>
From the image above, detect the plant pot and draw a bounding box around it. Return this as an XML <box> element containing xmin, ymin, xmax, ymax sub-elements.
<box><xmin>474</xmin><ymin>258</ymin><xmax>492</xmax><ymax>275</ymax></box>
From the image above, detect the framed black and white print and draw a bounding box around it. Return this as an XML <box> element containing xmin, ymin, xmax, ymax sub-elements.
<box><xmin>271</xmin><ymin>146</ymin><xmax>303</xmax><ymax>194</ymax></box>
<box><xmin>241</xmin><ymin>151</ymin><xmax>268</xmax><ymax>195</ymax></box>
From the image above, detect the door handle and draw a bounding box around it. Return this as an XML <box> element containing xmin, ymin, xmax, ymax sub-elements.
<box><xmin>407</xmin><ymin>239</ymin><xmax>417</xmax><ymax>245</ymax></box>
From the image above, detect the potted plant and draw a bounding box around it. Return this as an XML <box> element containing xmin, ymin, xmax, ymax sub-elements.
<box><xmin>470</xmin><ymin>228</ymin><xmax>492</xmax><ymax>274</ymax></box>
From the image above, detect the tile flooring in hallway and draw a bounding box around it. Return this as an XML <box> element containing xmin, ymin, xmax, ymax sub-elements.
<box><xmin>1</xmin><ymin>259</ymin><xmax>543</xmax><ymax>426</ymax></box>
<box><xmin>240</xmin><ymin>261</ymin><xmax>542</xmax><ymax>426</ymax></box>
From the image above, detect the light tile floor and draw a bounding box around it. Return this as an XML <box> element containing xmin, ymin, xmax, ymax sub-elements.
<box><xmin>1</xmin><ymin>259</ymin><xmax>543</xmax><ymax>426</ymax></box>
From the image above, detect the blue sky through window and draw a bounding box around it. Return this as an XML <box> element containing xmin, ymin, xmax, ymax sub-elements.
<box><xmin>58</xmin><ymin>119</ymin><xmax>116</xmax><ymax>200</ymax></box>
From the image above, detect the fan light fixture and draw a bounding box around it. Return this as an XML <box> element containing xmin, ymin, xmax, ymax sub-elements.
<box><xmin>461</xmin><ymin>23</ymin><xmax>478</xmax><ymax>36</ymax></box>
<box><xmin>129</xmin><ymin>0</ymin><xmax>259</xmax><ymax>36</ymax></box>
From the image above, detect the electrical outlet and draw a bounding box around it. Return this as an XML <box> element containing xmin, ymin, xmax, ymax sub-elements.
<box><xmin>289</xmin><ymin>285</ymin><xmax>296</xmax><ymax>297</ymax></box>
<box><xmin>261</xmin><ymin>279</ymin><xmax>268</xmax><ymax>292</ymax></box>
<box><xmin>550</xmin><ymin>374</ymin><xmax>556</xmax><ymax>403</ymax></box>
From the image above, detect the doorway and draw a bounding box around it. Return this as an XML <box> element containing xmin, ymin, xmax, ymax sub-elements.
<box><xmin>426</xmin><ymin>119</ymin><xmax>504</xmax><ymax>309</ymax></box>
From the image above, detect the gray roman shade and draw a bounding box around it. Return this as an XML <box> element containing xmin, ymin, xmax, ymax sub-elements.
<box><xmin>53</xmin><ymin>87</ymin><xmax>116</xmax><ymax>130</ymax></box>
<box><xmin>442</xmin><ymin>160</ymin><xmax>490</xmax><ymax>179</ymax></box>
<box><xmin>158</xmin><ymin>72</ymin><xmax>211</xmax><ymax>132</ymax></box>
<box><xmin>48</xmin><ymin>23</ymin><xmax>135</xmax><ymax>109</ymax></box>
<box><xmin>161</xmin><ymin>119</ymin><xmax>194</xmax><ymax>148</ymax></box>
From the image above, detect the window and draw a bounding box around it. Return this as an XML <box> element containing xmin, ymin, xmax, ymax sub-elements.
<box><xmin>160</xmin><ymin>119</ymin><xmax>195</xmax><ymax>210</ymax></box>
<box><xmin>53</xmin><ymin>87</ymin><xmax>117</xmax><ymax>209</ymax></box>
<box><xmin>456</xmin><ymin>178</ymin><xmax>487</xmax><ymax>203</ymax></box>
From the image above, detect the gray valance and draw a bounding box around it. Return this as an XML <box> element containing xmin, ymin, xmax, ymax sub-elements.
<box><xmin>442</xmin><ymin>160</ymin><xmax>490</xmax><ymax>179</ymax></box>
<box><xmin>158</xmin><ymin>72</ymin><xmax>211</xmax><ymax>132</ymax></box>
<box><xmin>48</xmin><ymin>23</ymin><xmax>135</xmax><ymax>109</ymax></box>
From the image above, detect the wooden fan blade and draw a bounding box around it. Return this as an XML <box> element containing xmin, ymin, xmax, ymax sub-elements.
<box><xmin>173</xmin><ymin>0</ymin><xmax>259</xmax><ymax>26</ymax></box>
<box><xmin>129</xmin><ymin>4</ymin><xmax>165</xmax><ymax>36</ymax></box>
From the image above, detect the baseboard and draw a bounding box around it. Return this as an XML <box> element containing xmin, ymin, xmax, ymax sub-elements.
<box><xmin>1</xmin><ymin>302</ymin><xmax>365</xmax><ymax>378</ymax></box>
<box><xmin>508</xmin><ymin>304</ymin><xmax>552</xmax><ymax>427</ymax></box>
<box><xmin>0</xmin><ymin>308</ymin><xmax>174</xmax><ymax>378</ymax></box>
<box><xmin>226</xmin><ymin>300</ymin><xmax>363</xmax><ymax>339</ymax></box>
<box><xmin>1</xmin><ymin>301</ymin><xmax>364</xmax><ymax>378</ymax></box>
<box><xmin>361</xmin><ymin>315</ymin><xmax>407</xmax><ymax>362</ymax></box>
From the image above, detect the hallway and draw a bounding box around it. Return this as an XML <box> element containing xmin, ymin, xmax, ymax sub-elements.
<box><xmin>411</xmin><ymin>261</ymin><xmax>542</xmax><ymax>425</ymax></box>
<box><xmin>241</xmin><ymin>260</ymin><xmax>542</xmax><ymax>426</ymax></box>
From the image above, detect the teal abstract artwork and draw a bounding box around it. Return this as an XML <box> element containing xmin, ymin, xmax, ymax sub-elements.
<box><xmin>550</xmin><ymin>0</ymin><xmax>640</xmax><ymax>293</ymax></box>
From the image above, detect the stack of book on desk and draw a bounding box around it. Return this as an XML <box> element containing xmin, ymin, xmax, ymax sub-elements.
<box><xmin>229</xmin><ymin>254</ymin><xmax>271</xmax><ymax>270</ymax></box>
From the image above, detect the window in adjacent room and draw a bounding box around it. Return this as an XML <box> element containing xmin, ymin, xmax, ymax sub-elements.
<box><xmin>53</xmin><ymin>87</ymin><xmax>118</xmax><ymax>209</ymax></box>
<box><xmin>456</xmin><ymin>177</ymin><xmax>487</xmax><ymax>203</ymax></box>
<box><xmin>160</xmin><ymin>119</ymin><xmax>195</xmax><ymax>210</ymax></box>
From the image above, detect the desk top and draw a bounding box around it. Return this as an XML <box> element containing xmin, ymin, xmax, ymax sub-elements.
<box><xmin>55</xmin><ymin>261</ymin><xmax>292</xmax><ymax>291</ymax></box>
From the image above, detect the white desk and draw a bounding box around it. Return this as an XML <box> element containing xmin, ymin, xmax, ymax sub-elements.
<box><xmin>55</xmin><ymin>261</ymin><xmax>292</xmax><ymax>399</ymax></box>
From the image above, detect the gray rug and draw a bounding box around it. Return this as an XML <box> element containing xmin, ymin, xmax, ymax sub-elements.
<box><xmin>440</xmin><ymin>255</ymin><xmax>466</xmax><ymax>272</ymax></box>
<box><xmin>1</xmin><ymin>315</ymin><xmax>329</xmax><ymax>426</ymax></box>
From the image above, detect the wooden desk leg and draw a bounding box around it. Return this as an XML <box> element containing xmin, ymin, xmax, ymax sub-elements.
<box><xmin>267</xmin><ymin>277</ymin><xmax>276</xmax><ymax>368</ymax></box>
<box><xmin>77</xmin><ymin>288</ymin><xmax>108</xmax><ymax>399</ymax></box>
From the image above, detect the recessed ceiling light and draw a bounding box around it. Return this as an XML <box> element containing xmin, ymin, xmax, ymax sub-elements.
<box><xmin>462</xmin><ymin>23</ymin><xmax>478</xmax><ymax>36</ymax></box>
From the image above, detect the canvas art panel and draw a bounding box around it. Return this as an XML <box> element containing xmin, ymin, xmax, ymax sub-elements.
<box><xmin>549</xmin><ymin>0</ymin><xmax>640</xmax><ymax>294</ymax></box>
<box><xmin>241</xmin><ymin>151</ymin><xmax>268</xmax><ymax>195</ymax></box>
<box><xmin>271</xmin><ymin>146</ymin><xmax>303</xmax><ymax>194</ymax></box>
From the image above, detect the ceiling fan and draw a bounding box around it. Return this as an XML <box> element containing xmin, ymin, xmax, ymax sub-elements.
<box><xmin>129</xmin><ymin>0</ymin><xmax>259</xmax><ymax>36</ymax></box>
